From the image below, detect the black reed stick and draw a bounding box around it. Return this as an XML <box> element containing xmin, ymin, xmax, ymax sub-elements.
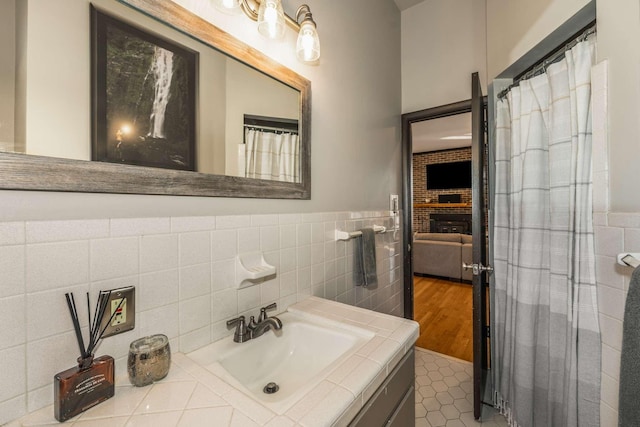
<box><xmin>89</xmin><ymin>297</ymin><xmax>125</xmax><ymax>354</ymax></box>
<box><xmin>65</xmin><ymin>289</ymin><xmax>126</xmax><ymax>359</ymax></box>
<box><xmin>65</xmin><ymin>293</ymin><xmax>86</xmax><ymax>359</ymax></box>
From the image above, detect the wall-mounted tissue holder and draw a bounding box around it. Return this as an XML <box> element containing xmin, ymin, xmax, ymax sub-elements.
<box><xmin>236</xmin><ymin>252</ymin><xmax>276</xmax><ymax>289</ymax></box>
<box><xmin>617</xmin><ymin>253</ymin><xmax>640</xmax><ymax>268</ymax></box>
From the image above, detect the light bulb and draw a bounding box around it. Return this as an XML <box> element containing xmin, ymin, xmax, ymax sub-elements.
<box><xmin>296</xmin><ymin>21</ymin><xmax>320</xmax><ymax>63</ymax></box>
<box><xmin>257</xmin><ymin>0</ymin><xmax>285</xmax><ymax>40</ymax></box>
<box><xmin>212</xmin><ymin>0</ymin><xmax>241</xmax><ymax>14</ymax></box>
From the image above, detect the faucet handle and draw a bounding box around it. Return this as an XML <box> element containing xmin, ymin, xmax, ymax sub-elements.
<box><xmin>247</xmin><ymin>315</ymin><xmax>258</xmax><ymax>331</ymax></box>
<box><xmin>226</xmin><ymin>316</ymin><xmax>249</xmax><ymax>343</ymax></box>
<box><xmin>258</xmin><ymin>303</ymin><xmax>277</xmax><ymax>322</ymax></box>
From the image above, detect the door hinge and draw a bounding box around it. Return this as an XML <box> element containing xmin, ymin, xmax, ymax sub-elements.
<box><xmin>483</xmin><ymin>326</ymin><xmax>490</xmax><ymax>338</ymax></box>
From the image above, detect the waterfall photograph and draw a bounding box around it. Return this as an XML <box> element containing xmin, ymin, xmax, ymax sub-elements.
<box><xmin>91</xmin><ymin>8</ymin><xmax>197</xmax><ymax>171</ymax></box>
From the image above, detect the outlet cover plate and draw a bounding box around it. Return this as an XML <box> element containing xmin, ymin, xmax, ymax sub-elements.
<box><xmin>99</xmin><ymin>286</ymin><xmax>135</xmax><ymax>338</ymax></box>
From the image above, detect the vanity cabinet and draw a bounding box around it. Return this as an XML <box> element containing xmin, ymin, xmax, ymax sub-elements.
<box><xmin>349</xmin><ymin>349</ymin><xmax>415</xmax><ymax>427</ymax></box>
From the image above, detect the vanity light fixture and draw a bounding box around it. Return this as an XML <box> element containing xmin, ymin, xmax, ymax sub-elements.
<box><xmin>212</xmin><ymin>0</ymin><xmax>320</xmax><ymax>64</ymax></box>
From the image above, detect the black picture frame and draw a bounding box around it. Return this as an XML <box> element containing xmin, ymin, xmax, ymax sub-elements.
<box><xmin>91</xmin><ymin>6</ymin><xmax>197</xmax><ymax>171</ymax></box>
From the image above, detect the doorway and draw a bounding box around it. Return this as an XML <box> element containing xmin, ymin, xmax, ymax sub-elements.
<box><xmin>410</xmin><ymin>109</ymin><xmax>474</xmax><ymax>362</ymax></box>
<box><xmin>402</xmin><ymin>73</ymin><xmax>489</xmax><ymax>419</ymax></box>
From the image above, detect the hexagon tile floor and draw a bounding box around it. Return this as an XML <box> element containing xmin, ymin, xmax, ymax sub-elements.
<box><xmin>414</xmin><ymin>347</ymin><xmax>508</xmax><ymax>427</ymax></box>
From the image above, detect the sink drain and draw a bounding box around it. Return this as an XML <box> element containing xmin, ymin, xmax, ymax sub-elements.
<box><xmin>263</xmin><ymin>382</ymin><xmax>279</xmax><ymax>394</ymax></box>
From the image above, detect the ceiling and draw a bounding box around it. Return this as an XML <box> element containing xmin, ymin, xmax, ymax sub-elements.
<box><xmin>411</xmin><ymin>112</ymin><xmax>472</xmax><ymax>153</ymax></box>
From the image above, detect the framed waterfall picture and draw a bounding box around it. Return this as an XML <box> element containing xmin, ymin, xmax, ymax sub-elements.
<box><xmin>91</xmin><ymin>6</ymin><xmax>197</xmax><ymax>171</ymax></box>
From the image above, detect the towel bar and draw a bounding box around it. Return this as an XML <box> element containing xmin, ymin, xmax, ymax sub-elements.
<box><xmin>335</xmin><ymin>225</ymin><xmax>386</xmax><ymax>241</ymax></box>
<box><xmin>617</xmin><ymin>253</ymin><xmax>640</xmax><ymax>268</ymax></box>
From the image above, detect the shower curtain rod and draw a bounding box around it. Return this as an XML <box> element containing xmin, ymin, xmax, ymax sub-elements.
<box><xmin>244</xmin><ymin>124</ymin><xmax>299</xmax><ymax>134</ymax></box>
<box><xmin>497</xmin><ymin>24</ymin><xmax>596</xmax><ymax>100</ymax></box>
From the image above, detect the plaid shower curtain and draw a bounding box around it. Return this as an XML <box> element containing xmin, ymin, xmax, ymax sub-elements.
<box><xmin>493</xmin><ymin>37</ymin><xmax>601</xmax><ymax>427</ymax></box>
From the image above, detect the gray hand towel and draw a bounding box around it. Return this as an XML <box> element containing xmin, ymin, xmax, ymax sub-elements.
<box><xmin>354</xmin><ymin>228</ymin><xmax>377</xmax><ymax>288</ymax></box>
<box><xmin>619</xmin><ymin>266</ymin><xmax>640</xmax><ymax>426</ymax></box>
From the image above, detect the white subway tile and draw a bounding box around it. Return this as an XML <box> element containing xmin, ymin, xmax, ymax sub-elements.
<box><xmin>601</xmin><ymin>373</ymin><xmax>619</xmax><ymax>411</ymax></box>
<box><xmin>602</xmin><ymin>344</ymin><xmax>621</xmax><ymax>380</ymax></box>
<box><xmin>600</xmin><ymin>401</ymin><xmax>618</xmax><ymax>427</ymax></box>
<box><xmin>311</xmin><ymin>223</ymin><xmax>324</xmax><ymax>244</ymax></box>
<box><xmin>90</xmin><ymin>237</ymin><xmax>139</xmax><ymax>282</ymax></box>
<box><xmin>280</xmin><ymin>271</ymin><xmax>296</xmax><ymax>298</ymax></box>
<box><xmin>180</xmin><ymin>295</ymin><xmax>211</xmax><ymax>333</ymax></box>
<box><xmin>297</xmin><ymin>267</ymin><xmax>311</xmax><ymax>291</ymax></box>
<box><xmin>211</xmin><ymin>230</ymin><xmax>237</xmax><ymax>261</ymax></box>
<box><xmin>297</xmin><ymin>223</ymin><xmax>311</xmax><ymax>247</ymax></box>
<box><xmin>261</xmin><ymin>278</ymin><xmax>280</xmax><ymax>306</ymax></box>
<box><xmin>251</xmin><ymin>214</ymin><xmax>278</xmax><ymax>227</ymax></box>
<box><xmin>170</xmin><ymin>216</ymin><xmax>216</xmax><ymax>233</ymax></box>
<box><xmin>180</xmin><ymin>263</ymin><xmax>211</xmax><ymax>300</ymax></box>
<box><xmin>280</xmin><ymin>248</ymin><xmax>297</xmax><ymax>274</ymax></box>
<box><xmin>211</xmin><ymin>259</ymin><xmax>235</xmax><ymax>293</ymax></box>
<box><xmin>0</xmin><ymin>394</ymin><xmax>26</xmax><ymax>425</ymax></box>
<box><xmin>311</xmin><ymin>264</ymin><xmax>325</xmax><ymax>287</ymax></box>
<box><xmin>596</xmin><ymin>255</ymin><xmax>626</xmax><ymax>290</ymax></box>
<box><xmin>179</xmin><ymin>232</ymin><xmax>211</xmax><ymax>267</ymax></box>
<box><xmin>89</xmin><ymin>276</ymin><xmax>139</xmax><ymax>300</ymax></box>
<box><xmin>139</xmin><ymin>269</ymin><xmax>179</xmax><ymax>311</ymax></box>
<box><xmin>302</xmin><ymin>213</ymin><xmax>323</xmax><ymax>224</ymax></box>
<box><xmin>138</xmin><ymin>302</ymin><xmax>179</xmax><ymax>339</ymax></box>
<box><xmin>26</xmin><ymin>219</ymin><xmax>109</xmax><ymax>244</ymax></box>
<box><xmin>311</xmin><ymin>243</ymin><xmax>325</xmax><ymax>265</ymax></box>
<box><xmin>600</xmin><ymin>314</ymin><xmax>623</xmax><ymax>351</ymax></box>
<box><xmin>211</xmin><ymin>289</ymin><xmax>238</xmax><ymax>323</ymax></box>
<box><xmin>280</xmin><ymin>224</ymin><xmax>296</xmax><ymax>249</ymax></box>
<box><xmin>110</xmin><ymin>217</ymin><xmax>170</xmax><ymax>237</ymax></box>
<box><xmin>26</xmin><ymin>385</ymin><xmax>51</xmax><ymax>414</ymax></box>
<box><xmin>0</xmin><ymin>221</ymin><xmax>25</xmax><ymax>246</ymax></box>
<box><xmin>0</xmin><ymin>345</ymin><xmax>25</xmax><ymax>403</ymax></box>
<box><xmin>324</xmin><ymin>241</ymin><xmax>336</xmax><ymax>262</ymax></box>
<box><xmin>216</xmin><ymin>215</ymin><xmax>251</xmax><ymax>230</ymax></box>
<box><xmin>297</xmin><ymin>245</ymin><xmax>311</xmax><ymax>268</ymax></box>
<box><xmin>0</xmin><ymin>245</ymin><xmax>25</xmax><ymax>298</ymax></box>
<box><xmin>609</xmin><ymin>213</ymin><xmax>640</xmax><ymax>229</ymax></box>
<box><xmin>180</xmin><ymin>326</ymin><xmax>211</xmax><ymax>353</ymax></box>
<box><xmin>238</xmin><ymin>227</ymin><xmax>260</xmax><ymax>253</ymax></box>
<box><xmin>26</xmin><ymin>284</ymin><xmax>90</xmax><ymax>342</ymax></box>
<box><xmin>593</xmin><ymin>213</ymin><xmax>607</xmax><ymax>226</ymax></box>
<box><xmin>279</xmin><ymin>213</ymin><xmax>302</xmax><ymax>225</ymax></box>
<box><xmin>26</xmin><ymin>330</ymin><xmax>81</xmax><ymax>390</ymax></box>
<box><xmin>595</xmin><ymin>226</ymin><xmax>624</xmax><ymax>257</ymax></box>
<box><xmin>237</xmin><ymin>286</ymin><xmax>260</xmax><ymax>313</ymax></box>
<box><xmin>598</xmin><ymin>284</ymin><xmax>625</xmax><ymax>321</ymax></box>
<box><xmin>26</xmin><ymin>241</ymin><xmax>89</xmax><ymax>292</ymax></box>
<box><xmin>260</xmin><ymin>226</ymin><xmax>279</xmax><ymax>252</ymax></box>
<box><xmin>140</xmin><ymin>234</ymin><xmax>178</xmax><ymax>273</ymax></box>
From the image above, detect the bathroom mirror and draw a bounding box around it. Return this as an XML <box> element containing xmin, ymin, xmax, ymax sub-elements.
<box><xmin>0</xmin><ymin>0</ymin><xmax>311</xmax><ymax>198</ymax></box>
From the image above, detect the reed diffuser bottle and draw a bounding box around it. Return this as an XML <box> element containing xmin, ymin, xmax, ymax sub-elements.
<box><xmin>54</xmin><ymin>292</ymin><xmax>123</xmax><ymax>422</ymax></box>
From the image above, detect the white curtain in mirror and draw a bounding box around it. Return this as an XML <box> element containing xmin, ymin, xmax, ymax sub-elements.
<box><xmin>244</xmin><ymin>129</ymin><xmax>300</xmax><ymax>183</ymax></box>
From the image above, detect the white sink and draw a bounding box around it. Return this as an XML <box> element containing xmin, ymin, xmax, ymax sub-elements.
<box><xmin>187</xmin><ymin>310</ymin><xmax>374</xmax><ymax>414</ymax></box>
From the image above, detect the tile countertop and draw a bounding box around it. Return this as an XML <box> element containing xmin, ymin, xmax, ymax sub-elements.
<box><xmin>10</xmin><ymin>297</ymin><xmax>419</xmax><ymax>427</ymax></box>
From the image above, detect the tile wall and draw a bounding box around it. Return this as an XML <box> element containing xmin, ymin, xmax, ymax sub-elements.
<box><xmin>591</xmin><ymin>60</ymin><xmax>632</xmax><ymax>427</ymax></box>
<box><xmin>0</xmin><ymin>210</ymin><xmax>403</xmax><ymax>424</ymax></box>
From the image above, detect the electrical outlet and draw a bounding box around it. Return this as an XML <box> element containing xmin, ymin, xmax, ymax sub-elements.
<box><xmin>99</xmin><ymin>286</ymin><xmax>135</xmax><ymax>338</ymax></box>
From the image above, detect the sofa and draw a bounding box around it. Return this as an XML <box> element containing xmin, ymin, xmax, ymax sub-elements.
<box><xmin>413</xmin><ymin>233</ymin><xmax>473</xmax><ymax>281</ymax></box>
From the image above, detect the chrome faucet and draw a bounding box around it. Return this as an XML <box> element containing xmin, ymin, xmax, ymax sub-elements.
<box><xmin>226</xmin><ymin>303</ymin><xmax>282</xmax><ymax>343</ymax></box>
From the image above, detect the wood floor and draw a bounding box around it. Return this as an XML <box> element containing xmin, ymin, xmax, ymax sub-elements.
<box><xmin>414</xmin><ymin>275</ymin><xmax>473</xmax><ymax>362</ymax></box>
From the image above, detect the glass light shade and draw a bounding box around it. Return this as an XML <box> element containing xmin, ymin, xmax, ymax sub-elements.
<box><xmin>212</xmin><ymin>0</ymin><xmax>241</xmax><ymax>14</ymax></box>
<box><xmin>296</xmin><ymin>21</ymin><xmax>320</xmax><ymax>63</ymax></box>
<box><xmin>257</xmin><ymin>0</ymin><xmax>285</xmax><ymax>40</ymax></box>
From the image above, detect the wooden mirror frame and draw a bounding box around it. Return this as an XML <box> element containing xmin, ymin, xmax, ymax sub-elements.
<box><xmin>0</xmin><ymin>0</ymin><xmax>311</xmax><ymax>199</ymax></box>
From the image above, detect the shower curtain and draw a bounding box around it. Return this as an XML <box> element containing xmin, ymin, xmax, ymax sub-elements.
<box><xmin>245</xmin><ymin>128</ymin><xmax>300</xmax><ymax>183</ymax></box>
<box><xmin>493</xmin><ymin>37</ymin><xmax>601</xmax><ymax>427</ymax></box>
